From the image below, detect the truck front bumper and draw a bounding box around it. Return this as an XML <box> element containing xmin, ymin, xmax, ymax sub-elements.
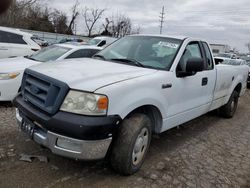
<box><xmin>16</xmin><ymin>110</ymin><xmax>112</xmax><ymax>160</ymax></box>
<box><xmin>14</xmin><ymin>95</ymin><xmax>121</xmax><ymax>160</ymax></box>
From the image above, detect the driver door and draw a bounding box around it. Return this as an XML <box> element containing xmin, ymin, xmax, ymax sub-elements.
<box><xmin>166</xmin><ymin>41</ymin><xmax>212</xmax><ymax>127</ymax></box>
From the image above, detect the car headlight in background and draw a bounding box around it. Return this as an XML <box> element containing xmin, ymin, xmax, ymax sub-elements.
<box><xmin>60</xmin><ymin>90</ymin><xmax>108</xmax><ymax>116</ymax></box>
<box><xmin>0</xmin><ymin>72</ymin><xmax>20</xmax><ymax>80</ymax></box>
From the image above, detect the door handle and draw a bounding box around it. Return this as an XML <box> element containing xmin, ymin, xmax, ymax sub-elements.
<box><xmin>202</xmin><ymin>77</ymin><xmax>208</xmax><ymax>86</ymax></box>
<box><xmin>162</xmin><ymin>83</ymin><xmax>172</xmax><ymax>89</ymax></box>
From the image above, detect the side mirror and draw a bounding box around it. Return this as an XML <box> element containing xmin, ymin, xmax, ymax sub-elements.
<box><xmin>177</xmin><ymin>57</ymin><xmax>204</xmax><ymax>77</ymax></box>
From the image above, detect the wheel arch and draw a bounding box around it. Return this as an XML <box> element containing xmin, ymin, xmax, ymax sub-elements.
<box><xmin>125</xmin><ymin>105</ymin><xmax>163</xmax><ymax>134</ymax></box>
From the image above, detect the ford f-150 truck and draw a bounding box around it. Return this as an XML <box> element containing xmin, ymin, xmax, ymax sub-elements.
<box><xmin>14</xmin><ymin>35</ymin><xmax>249</xmax><ymax>175</ymax></box>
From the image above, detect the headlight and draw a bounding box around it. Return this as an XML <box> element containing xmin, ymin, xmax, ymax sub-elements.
<box><xmin>0</xmin><ymin>72</ymin><xmax>20</xmax><ymax>80</ymax></box>
<box><xmin>60</xmin><ymin>90</ymin><xmax>108</xmax><ymax>116</ymax></box>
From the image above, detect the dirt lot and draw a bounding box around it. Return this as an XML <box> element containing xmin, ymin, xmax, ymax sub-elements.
<box><xmin>0</xmin><ymin>91</ymin><xmax>250</xmax><ymax>188</ymax></box>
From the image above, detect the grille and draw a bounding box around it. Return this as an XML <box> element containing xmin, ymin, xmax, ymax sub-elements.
<box><xmin>21</xmin><ymin>69</ymin><xmax>69</xmax><ymax>115</ymax></box>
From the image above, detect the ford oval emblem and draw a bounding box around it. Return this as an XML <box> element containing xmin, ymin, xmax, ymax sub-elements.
<box><xmin>30</xmin><ymin>85</ymin><xmax>40</xmax><ymax>95</ymax></box>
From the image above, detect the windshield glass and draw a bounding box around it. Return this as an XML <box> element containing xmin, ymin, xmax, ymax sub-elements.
<box><xmin>88</xmin><ymin>39</ymin><xmax>101</xmax><ymax>45</ymax></box>
<box><xmin>96</xmin><ymin>36</ymin><xmax>182</xmax><ymax>70</ymax></box>
<box><xmin>28</xmin><ymin>45</ymin><xmax>71</xmax><ymax>62</ymax></box>
<box><xmin>217</xmin><ymin>53</ymin><xmax>232</xmax><ymax>58</ymax></box>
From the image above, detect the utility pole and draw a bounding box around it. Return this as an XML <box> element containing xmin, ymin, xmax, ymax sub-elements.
<box><xmin>159</xmin><ymin>6</ymin><xmax>165</xmax><ymax>34</ymax></box>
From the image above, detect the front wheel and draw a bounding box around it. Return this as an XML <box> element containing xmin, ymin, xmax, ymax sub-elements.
<box><xmin>110</xmin><ymin>113</ymin><xmax>152</xmax><ymax>175</ymax></box>
<box><xmin>218</xmin><ymin>90</ymin><xmax>239</xmax><ymax>118</ymax></box>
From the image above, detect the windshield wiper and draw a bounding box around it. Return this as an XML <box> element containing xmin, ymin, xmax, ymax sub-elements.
<box><xmin>110</xmin><ymin>58</ymin><xmax>145</xmax><ymax>67</ymax></box>
<box><xmin>93</xmin><ymin>54</ymin><xmax>106</xmax><ymax>60</ymax></box>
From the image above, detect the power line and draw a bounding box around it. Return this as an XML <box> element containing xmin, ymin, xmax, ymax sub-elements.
<box><xmin>159</xmin><ymin>6</ymin><xmax>165</xmax><ymax>34</ymax></box>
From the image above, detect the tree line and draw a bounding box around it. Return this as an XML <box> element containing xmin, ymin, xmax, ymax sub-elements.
<box><xmin>0</xmin><ymin>0</ymin><xmax>140</xmax><ymax>37</ymax></box>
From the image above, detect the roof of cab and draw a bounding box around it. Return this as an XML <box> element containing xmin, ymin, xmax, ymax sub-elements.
<box><xmin>0</xmin><ymin>26</ymin><xmax>33</xmax><ymax>37</ymax></box>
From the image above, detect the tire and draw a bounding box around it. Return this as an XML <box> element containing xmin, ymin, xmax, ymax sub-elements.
<box><xmin>247</xmin><ymin>83</ymin><xmax>250</xmax><ymax>89</ymax></box>
<box><xmin>218</xmin><ymin>90</ymin><xmax>239</xmax><ymax>118</ymax></box>
<box><xmin>110</xmin><ymin>113</ymin><xmax>152</xmax><ymax>175</ymax></box>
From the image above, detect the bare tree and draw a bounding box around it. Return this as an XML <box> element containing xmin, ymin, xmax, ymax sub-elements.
<box><xmin>0</xmin><ymin>0</ymin><xmax>71</xmax><ymax>34</ymax></box>
<box><xmin>108</xmin><ymin>14</ymin><xmax>132</xmax><ymax>37</ymax></box>
<box><xmin>0</xmin><ymin>0</ymin><xmax>39</xmax><ymax>26</ymax></box>
<box><xmin>51</xmin><ymin>10</ymin><xmax>68</xmax><ymax>34</ymax></box>
<box><xmin>67</xmin><ymin>0</ymin><xmax>79</xmax><ymax>35</ymax></box>
<box><xmin>100</xmin><ymin>18</ymin><xmax>112</xmax><ymax>36</ymax></box>
<box><xmin>0</xmin><ymin>0</ymin><xmax>13</xmax><ymax>14</ymax></box>
<box><xmin>83</xmin><ymin>7</ymin><xmax>106</xmax><ymax>37</ymax></box>
<box><xmin>131</xmin><ymin>25</ymin><xmax>142</xmax><ymax>35</ymax></box>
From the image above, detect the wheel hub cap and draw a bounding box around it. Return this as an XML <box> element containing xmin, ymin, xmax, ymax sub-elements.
<box><xmin>132</xmin><ymin>128</ymin><xmax>149</xmax><ymax>166</ymax></box>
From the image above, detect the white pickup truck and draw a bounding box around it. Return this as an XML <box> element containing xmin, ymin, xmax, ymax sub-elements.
<box><xmin>14</xmin><ymin>35</ymin><xmax>248</xmax><ymax>175</ymax></box>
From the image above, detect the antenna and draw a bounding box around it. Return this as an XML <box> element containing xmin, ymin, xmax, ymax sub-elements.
<box><xmin>159</xmin><ymin>6</ymin><xmax>165</xmax><ymax>34</ymax></box>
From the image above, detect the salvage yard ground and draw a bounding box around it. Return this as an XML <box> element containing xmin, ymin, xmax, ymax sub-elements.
<box><xmin>0</xmin><ymin>91</ymin><xmax>250</xmax><ymax>188</ymax></box>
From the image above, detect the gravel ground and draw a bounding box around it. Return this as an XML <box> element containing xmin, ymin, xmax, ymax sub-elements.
<box><xmin>0</xmin><ymin>91</ymin><xmax>250</xmax><ymax>188</ymax></box>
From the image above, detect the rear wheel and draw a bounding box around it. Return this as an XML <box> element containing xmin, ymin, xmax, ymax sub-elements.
<box><xmin>218</xmin><ymin>90</ymin><xmax>239</xmax><ymax>118</ymax></box>
<box><xmin>110</xmin><ymin>113</ymin><xmax>152</xmax><ymax>175</ymax></box>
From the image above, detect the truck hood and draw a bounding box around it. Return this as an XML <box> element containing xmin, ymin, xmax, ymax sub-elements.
<box><xmin>0</xmin><ymin>56</ymin><xmax>39</xmax><ymax>72</ymax></box>
<box><xmin>29</xmin><ymin>58</ymin><xmax>157</xmax><ymax>92</ymax></box>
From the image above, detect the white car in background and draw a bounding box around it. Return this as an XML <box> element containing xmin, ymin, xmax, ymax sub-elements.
<box><xmin>0</xmin><ymin>43</ymin><xmax>102</xmax><ymax>101</ymax></box>
<box><xmin>0</xmin><ymin>26</ymin><xmax>41</xmax><ymax>58</ymax></box>
<box><xmin>88</xmin><ymin>36</ymin><xmax>117</xmax><ymax>47</ymax></box>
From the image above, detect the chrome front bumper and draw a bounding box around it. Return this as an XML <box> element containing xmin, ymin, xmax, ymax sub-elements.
<box><xmin>16</xmin><ymin>109</ymin><xmax>112</xmax><ymax>160</ymax></box>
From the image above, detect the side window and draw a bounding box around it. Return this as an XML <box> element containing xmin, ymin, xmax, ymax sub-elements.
<box><xmin>98</xmin><ymin>40</ymin><xmax>106</xmax><ymax>47</ymax></box>
<box><xmin>66</xmin><ymin>50</ymin><xmax>88</xmax><ymax>59</ymax></box>
<box><xmin>186</xmin><ymin>43</ymin><xmax>202</xmax><ymax>58</ymax></box>
<box><xmin>7</xmin><ymin>32</ymin><xmax>27</xmax><ymax>44</ymax></box>
<box><xmin>202</xmin><ymin>42</ymin><xmax>214</xmax><ymax>70</ymax></box>
<box><xmin>88</xmin><ymin>49</ymin><xmax>100</xmax><ymax>57</ymax></box>
<box><xmin>0</xmin><ymin>31</ymin><xmax>9</xmax><ymax>43</ymax></box>
<box><xmin>177</xmin><ymin>42</ymin><xmax>202</xmax><ymax>72</ymax></box>
<box><xmin>66</xmin><ymin>49</ymin><xmax>100</xmax><ymax>59</ymax></box>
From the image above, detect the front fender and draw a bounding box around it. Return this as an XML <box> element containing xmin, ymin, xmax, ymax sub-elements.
<box><xmin>96</xmin><ymin>74</ymin><xmax>169</xmax><ymax>120</ymax></box>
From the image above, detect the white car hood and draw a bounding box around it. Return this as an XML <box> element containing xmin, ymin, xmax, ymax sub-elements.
<box><xmin>29</xmin><ymin>58</ymin><xmax>157</xmax><ymax>92</ymax></box>
<box><xmin>0</xmin><ymin>57</ymin><xmax>39</xmax><ymax>72</ymax></box>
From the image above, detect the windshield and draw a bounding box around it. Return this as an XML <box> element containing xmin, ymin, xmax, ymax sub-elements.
<box><xmin>88</xmin><ymin>39</ymin><xmax>102</xmax><ymax>45</ymax></box>
<box><xmin>96</xmin><ymin>36</ymin><xmax>182</xmax><ymax>70</ymax></box>
<box><xmin>27</xmin><ymin>45</ymin><xmax>71</xmax><ymax>62</ymax></box>
<box><xmin>217</xmin><ymin>53</ymin><xmax>232</xmax><ymax>58</ymax></box>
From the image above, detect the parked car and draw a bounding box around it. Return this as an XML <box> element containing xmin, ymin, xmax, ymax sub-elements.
<box><xmin>215</xmin><ymin>53</ymin><xmax>237</xmax><ymax>60</ymax></box>
<box><xmin>31</xmin><ymin>36</ymin><xmax>49</xmax><ymax>47</ymax></box>
<box><xmin>58</xmin><ymin>38</ymin><xmax>85</xmax><ymax>44</ymax></box>
<box><xmin>14</xmin><ymin>35</ymin><xmax>248</xmax><ymax>175</ymax></box>
<box><xmin>220</xmin><ymin>59</ymin><xmax>246</xmax><ymax>66</ymax></box>
<box><xmin>0</xmin><ymin>26</ymin><xmax>41</xmax><ymax>58</ymax></box>
<box><xmin>88</xmin><ymin>36</ymin><xmax>117</xmax><ymax>47</ymax></box>
<box><xmin>0</xmin><ymin>44</ymin><xmax>102</xmax><ymax>101</ymax></box>
<box><xmin>244</xmin><ymin>57</ymin><xmax>250</xmax><ymax>88</ymax></box>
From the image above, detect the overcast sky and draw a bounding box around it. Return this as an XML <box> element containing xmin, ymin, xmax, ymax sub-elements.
<box><xmin>50</xmin><ymin>0</ymin><xmax>250</xmax><ymax>52</ymax></box>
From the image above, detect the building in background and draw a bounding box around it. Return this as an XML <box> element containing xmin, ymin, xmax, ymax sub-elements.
<box><xmin>210</xmin><ymin>44</ymin><xmax>231</xmax><ymax>56</ymax></box>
